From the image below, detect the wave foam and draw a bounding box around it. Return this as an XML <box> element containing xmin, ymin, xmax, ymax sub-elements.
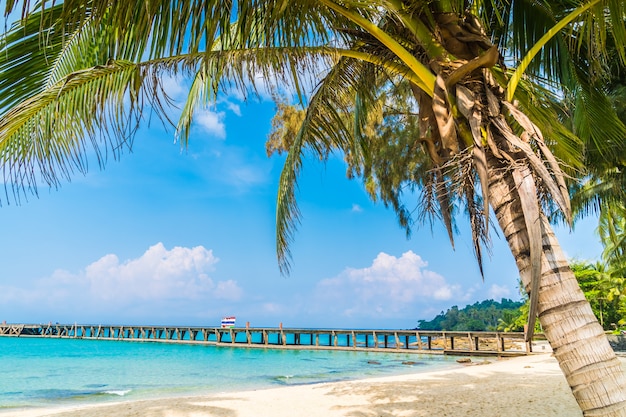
<box><xmin>103</xmin><ymin>390</ymin><xmax>131</xmax><ymax>396</ymax></box>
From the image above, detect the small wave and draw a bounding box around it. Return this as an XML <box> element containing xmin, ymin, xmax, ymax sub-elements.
<box><xmin>271</xmin><ymin>372</ymin><xmax>347</xmax><ymax>386</ymax></box>
<box><xmin>103</xmin><ymin>390</ymin><xmax>131</xmax><ymax>396</ymax></box>
<box><xmin>29</xmin><ymin>388</ymin><xmax>132</xmax><ymax>401</ymax></box>
<box><xmin>271</xmin><ymin>374</ymin><xmax>297</xmax><ymax>385</ymax></box>
<box><xmin>84</xmin><ymin>384</ymin><xmax>107</xmax><ymax>389</ymax></box>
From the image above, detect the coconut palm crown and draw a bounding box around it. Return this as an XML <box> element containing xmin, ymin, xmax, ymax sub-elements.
<box><xmin>0</xmin><ymin>1</ymin><xmax>626</xmax><ymax>415</ymax></box>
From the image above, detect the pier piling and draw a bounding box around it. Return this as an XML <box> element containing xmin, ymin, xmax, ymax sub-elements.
<box><xmin>0</xmin><ymin>324</ymin><xmax>531</xmax><ymax>356</ymax></box>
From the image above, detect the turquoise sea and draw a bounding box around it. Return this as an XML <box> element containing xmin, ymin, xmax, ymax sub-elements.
<box><xmin>0</xmin><ymin>336</ymin><xmax>458</xmax><ymax>413</ymax></box>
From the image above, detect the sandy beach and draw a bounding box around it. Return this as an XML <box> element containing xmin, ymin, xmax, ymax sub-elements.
<box><xmin>10</xmin><ymin>350</ymin><xmax>624</xmax><ymax>417</ymax></box>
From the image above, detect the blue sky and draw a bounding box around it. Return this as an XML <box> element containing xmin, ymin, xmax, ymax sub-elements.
<box><xmin>0</xmin><ymin>75</ymin><xmax>603</xmax><ymax>330</ymax></box>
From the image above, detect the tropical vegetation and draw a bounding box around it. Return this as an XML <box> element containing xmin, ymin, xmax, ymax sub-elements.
<box><xmin>489</xmin><ymin>261</ymin><xmax>626</xmax><ymax>333</ymax></box>
<box><xmin>571</xmin><ymin>62</ymin><xmax>626</xmax><ymax>283</ymax></box>
<box><xmin>419</xmin><ymin>258</ymin><xmax>626</xmax><ymax>333</ymax></box>
<box><xmin>417</xmin><ymin>299</ymin><xmax>524</xmax><ymax>332</ymax></box>
<box><xmin>0</xmin><ymin>0</ymin><xmax>625</xmax><ymax>415</ymax></box>
<box><xmin>572</xmin><ymin>261</ymin><xmax>626</xmax><ymax>331</ymax></box>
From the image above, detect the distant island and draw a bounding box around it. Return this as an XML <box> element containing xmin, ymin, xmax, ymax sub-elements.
<box><xmin>417</xmin><ymin>298</ymin><xmax>524</xmax><ymax>332</ymax></box>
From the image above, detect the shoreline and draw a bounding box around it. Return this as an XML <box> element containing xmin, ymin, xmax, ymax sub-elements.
<box><xmin>7</xmin><ymin>352</ymin><xmax>617</xmax><ymax>417</ymax></box>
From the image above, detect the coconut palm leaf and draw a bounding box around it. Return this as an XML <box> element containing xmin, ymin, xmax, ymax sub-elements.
<box><xmin>0</xmin><ymin>40</ymin><xmax>356</xmax><ymax>205</ymax></box>
<box><xmin>276</xmin><ymin>52</ymin><xmax>389</xmax><ymax>272</ymax></box>
<box><xmin>0</xmin><ymin>3</ymin><xmax>71</xmax><ymax>113</ymax></box>
<box><xmin>599</xmin><ymin>203</ymin><xmax>626</xmax><ymax>266</ymax></box>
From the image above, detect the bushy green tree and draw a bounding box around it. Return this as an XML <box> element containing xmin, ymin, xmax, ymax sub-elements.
<box><xmin>418</xmin><ymin>299</ymin><xmax>523</xmax><ymax>331</ymax></box>
<box><xmin>572</xmin><ymin>261</ymin><xmax>626</xmax><ymax>330</ymax></box>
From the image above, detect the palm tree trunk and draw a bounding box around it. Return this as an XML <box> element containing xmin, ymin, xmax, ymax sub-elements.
<box><xmin>487</xmin><ymin>155</ymin><xmax>626</xmax><ymax>416</ymax></box>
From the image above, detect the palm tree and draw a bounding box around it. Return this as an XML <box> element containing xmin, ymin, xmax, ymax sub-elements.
<box><xmin>571</xmin><ymin>52</ymin><xmax>626</xmax><ymax>276</ymax></box>
<box><xmin>270</xmin><ymin>3</ymin><xmax>626</xmax><ymax>412</ymax></box>
<box><xmin>0</xmin><ymin>1</ymin><xmax>625</xmax><ymax>415</ymax></box>
<box><xmin>572</xmin><ymin>261</ymin><xmax>626</xmax><ymax>330</ymax></box>
<box><xmin>599</xmin><ymin>204</ymin><xmax>626</xmax><ymax>275</ymax></box>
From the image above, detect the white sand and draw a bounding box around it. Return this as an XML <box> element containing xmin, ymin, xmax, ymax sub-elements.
<box><xmin>8</xmin><ymin>352</ymin><xmax>625</xmax><ymax>417</ymax></box>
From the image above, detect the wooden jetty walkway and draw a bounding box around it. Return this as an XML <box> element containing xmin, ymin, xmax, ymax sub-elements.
<box><xmin>0</xmin><ymin>323</ymin><xmax>531</xmax><ymax>356</ymax></box>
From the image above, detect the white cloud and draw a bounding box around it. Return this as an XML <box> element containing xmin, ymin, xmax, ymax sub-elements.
<box><xmin>313</xmin><ymin>251</ymin><xmax>461</xmax><ymax>319</ymax></box>
<box><xmin>158</xmin><ymin>74</ymin><xmax>244</xmax><ymax>140</ymax></box>
<box><xmin>228</xmin><ymin>165</ymin><xmax>267</xmax><ymax>187</ymax></box>
<box><xmin>433</xmin><ymin>286</ymin><xmax>453</xmax><ymax>300</ymax></box>
<box><xmin>351</xmin><ymin>204</ymin><xmax>363</xmax><ymax>213</ymax></box>
<box><xmin>227</xmin><ymin>71</ymin><xmax>277</xmax><ymax>102</ymax></box>
<box><xmin>195</xmin><ymin>109</ymin><xmax>226</xmax><ymax>139</ymax></box>
<box><xmin>261</xmin><ymin>303</ymin><xmax>283</xmax><ymax>314</ymax></box>
<box><xmin>0</xmin><ymin>243</ymin><xmax>244</xmax><ymax>320</ymax></box>
<box><xmin>161</xmin><ymin>75</ymin><xmax>188</xmax><ymax>101</ymax></box>
<box><xmin>229</xmin><ymin>60</ymin><xmax>327</xmax><ymax>103</ymax></box>
<box><xmin>81</xmin><ymin>243</ymin><xmax>222</xmax><ymax>301</ymax></box>
<box><xmin>214</xmin><ymin>280</ymin><xmax>244</xmax><ymax>301</ymax></box>
<box><xmin>488</xmin><ymin>284</ymin><xmax>512</xmax><ymax>299</ymax></box>
<box><xmin>225</xmin><ymin>101</ymin><xmax>242</xmax><ymax>116</ymax></box>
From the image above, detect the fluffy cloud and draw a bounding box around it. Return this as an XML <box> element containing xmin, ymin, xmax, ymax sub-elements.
<box><xmin>195</xmin><ymin>109</ymin><xmax>227</xmax><ymax>139</ymax></box>
<box><xmin>314</xmin><ymin>251</ymin><xmax>461</xmax><ymax>319</ymax></box>
<box><xmin>161</xmin><ymin>75</ymin><xmax>187</xmax><ymax>100</ymax></box>
<box><xmin>158</xmin><ymin>75</ymin><xmax>241</xmax><ymax>139</ymax></box>
<box><xmin>80</xmin><ymin>243</ymin><xmax>222</xmax><ymax>301</ymax></box>
<box><xmin>488</xmin><ymin>284</ymin><xmax>513</xmax><ymax>299</ymax></box>
<box><xmin>2</xmin><ymin>243</ymin><xmax>243</xmax><ymax>321</ymax></box>
<box><xmin>225</xmin><ymin>101</ymin><xmax>242</xmax><ymax>116</ymax></box>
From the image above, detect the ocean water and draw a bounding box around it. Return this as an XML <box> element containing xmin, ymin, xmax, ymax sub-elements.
<box><xmin>0</xmin><ymin>336</ymin><xmax>457</xmax><ymax>412</ymax></box>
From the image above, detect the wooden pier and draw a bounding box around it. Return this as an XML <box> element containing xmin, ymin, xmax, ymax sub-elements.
<box><xmin>0</xmin><ymin>323</ymin><xmax>531</xmax><ymax>356</ymax></box>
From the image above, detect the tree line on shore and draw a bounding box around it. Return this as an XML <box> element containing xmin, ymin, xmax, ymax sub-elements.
<box><xmin>417</xmin><ymin>298</ymin><xmax>524</xmax><ymax>332</ymax></box>
<box><xmin>418</xmin><ymin>259</ymin><xmax>626</xmax><ymax>333</ymax></box>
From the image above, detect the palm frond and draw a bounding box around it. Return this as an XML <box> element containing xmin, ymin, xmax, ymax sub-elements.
<box><xmin>0</xmin><ymin>40</ymin><xmax>349</xmax><ymax>202</ymax></box>
<box><xmin>0</xmin><ymin>60</ymin><xmax>149</xmax><ymax>203</ymax></box>
<box><xmin>2</xmin><ymin>0</ymin><xmax>622</xmax><ymax>286</ymax></box>
<box><xmin>504</xmin><ymin>0</ymin><xmax>573</xmax><ymax>89</ymax></box>
<box><xmin>570</xmin><ymin>67</ymin><xmax>626</xmax><ymax>165</ymax></box>
<box><xmin>0</xmin><ymin>3</ymin><xmax>68</xmax><ymax>113</ymax></box>
<box><xmin>512</xmin><ymin>166</ymin><xmax>542</xmax><ymax>341</ymax></box>
<box><xmin>504</xmin><ymin>0</ymin><xmax>626</xmax><ymax>100</ymax></box>
<box><xmin>275</xmin><ymin>54</ymin><xmax>376</xmax><ymax>273</ymax></box>
<box><xmin>275</xmin><ymin>127</ymin><xmax>304</xmax><ymax>275</ymax></box>
<box><xmin>12</xmin><ymin>0</ymin><xmax>351</xmax><ymax>55</ymax></box>
<box><xmin>44</xmin><ymin>11</ymin><xmax>113</xmax><ymax>88</ymax></box>
<box><xmin>599</xmin><ymin>202</ymin><xmax>626</xmax><ymax>268</ymax></box>
<box><xmin>500</xmin><ymin>69</ymin><xmax>583</xmax><ymax>173</ymax></box>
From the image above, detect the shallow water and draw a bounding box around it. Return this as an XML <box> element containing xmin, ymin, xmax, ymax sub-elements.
<box><xmin>0</xmin><ymin>336</ymin><xmax>457</xmax><ymax>411</ymax></box>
